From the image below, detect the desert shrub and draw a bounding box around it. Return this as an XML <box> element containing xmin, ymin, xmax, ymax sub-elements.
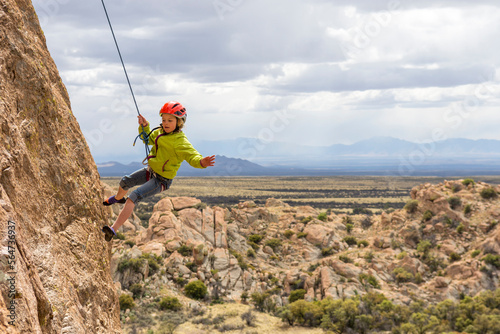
<box><xmin>456</xmin><ymin>222</ymin><xmax>465</xmax><ymax>234</ymax></box>
<box><xmin>184</xmin><ymin>280</ymin><xmax>207</xmax><ymax>300</ymax></box>
<box><xmin>159</xmin><ymin>296</ymin><xmax>182</xmax><ymax>311</ymax></box>
<box><xmin>141</xmin><ymin>253</ymin><xmax>162</xmax><ymax>275</ymax></box>
<box><xmin>480</xmin><ymin>188</ymin><xmax>497</xmax><ymax>200</ymax></box>
<box><xmin>452</xmin><ymin>183</ymin><xmax>462</xmax><ymax>193</ymax></box>
<box><xmin>115</xmin><ymin>231</ymin><xmax>126</xmax><ymax>240</ymax></box>
<box><xmin>177</xmin><ymin>244</ymin><xmax>193</xmax><ymax>257</ymax></box>
<box><xmin>359</xmin><ymin>273</ymin><xmax>380</xmax><ymax>289</ymax></box>
<box><xmin>297</xmin><ymin>232</ymin><xmax>308</xmax><ymax>239</ymax></box>
<box><xmin>392</xmin><ymin>267</ymin><xmax>413</xmax><ymax>284</ymax></box>
<box><xmin>360</xmin><ymin>216</ymin><xmax>373</xmax><ymax>229</ymax></box>
<box><xmin>129</xmin><ymin>283</ymin><xmax>144</xmax><ymax>298</ymax></box>
<box><xmin>241</xmin><ymin>309</ymin><xmax>256</xmax><ymax>326</ymax></box>
<box><xmin>175</xmin><ymin>277</ymin><xmax>186</xmax><ymax>287</ymax></box>
<box><xmin>415</xmin><ymin>273</ymin><xmax>423</xmax><ymax>284</ymax></box>
<box><xmin>449</xmin><ymin>252</ymin><xmax>461</xmax><ymax>262</ymax></box>
<box><xmin>248</xmin><ymin>234</ymin><xmax>264</xmax><ymax>244</ymax></box>
<box><xmin>417</xmin><ymin>240</ymin><xmax>432</xmax><ymax>258</ymax></box>
<box><xmin>265</xmin><ymin>238</ymin><xmax>282</xmax><ymax>251</ymax></box>
<box><xmin>463</xmin><ymin>204</ymin><xmax>472</xmax><ymax>215</ymax></box>
<box><xmin>462</xmin><ymin>178</ymin><xmax>475</xmax><ymax>186</ymax></box>
<box><xmin>124</xmin><ymin>240</ymin><xmax>136</xmax><ymax>247</ymax></box>
<box><xmin>119</xmin><ymin>294</ymin><xmax>135</xmax><ymax>310</ymax></box>
<box><xmin>251</xmin><ymin>291</ymin><xmax>273</xmax><ymax>312</ymax></box>
<box><xmin>308</xmin><ymin>263</ymin><xmax>321</xmax><ymax>272</ymax></box>
<box><xmin>343</xmin><ymin>236</ymin><xmax>357</xmax><ymax>246</ymax></box>
<box><xmin>284</xmin><ymin>230</ymin><xmax>295</xmax><ymax>239</ymax></box>
<box><xmin>404</xmin><ymin>200</ymin><xmax>419</xmax><ymax>213</ymax></box>
<box><xmin>289</xmin><ymin>289</ymin><xmax>306</xmax><ymax>303</ymax></box>
<box><xmin>483</xmin><ymin>254</ymin><xmax>500</xmax><ymax>268</ymax></box>
<box><xmin>422</xmin><ymin>210</ymin><xmax>433</xmax><ymax>222</ymax></box>
<box><xmin>301</xmin><ymin>216</ymin><xmax>313</xmax><ymax>224</ymax></box>
<box><xmin>339</xmin><ymin>254</ymin><xmax>352</xmax><ymax>263</ymax></box>
<box><xmin>321</xmin><ymin>247</ymin><xmax>334</xmax><ymax>257</ymax></box>
<box><xmin>471</xmin><ymin>250</ymin><xmax>481</xmax><ymax>258</ymax></box>
<box><xmin>229</xmin><ymin>249</ymin><xmax>248</xmax><ymax>270</ymax></box>
<box><xmin>357</xmin><ymin>240</ymin><xmax>369</xmax><ymax>248</ymax></box>
<box><xmin>364</xmin><ymin>252</ymin><xmax>375</xmax><ymax>263</ymax></box>
<box><xmin>342</xmin><ymin>216</ymin><xmax>353</xmax><ymax>224</ymax></box>
<box><xmin>240</xmin><ymin>291</ymin><xmax>249</xmax><ymax>302</ymax></box>
<box><xmin>247</xmin><ymin>248</ymin><xmax>256</xmax><ymax>258</ymax></box>
<box><xmin>318</xmin><ymin>212</ymin><xmax>328</xmax><ymax>222</ymax></box>
<box><xmin>353</xmin><ymin>207</ymin><xmax>372</xmax><ymax>215</ymax></box>
<box><xmin>248</xmin><ymin>241</ymin><xmax>259</xmax><ymax>250</ymax></box>
<box><xmin>447</xmin><ymin>197</ymin><xmax>462</xmax><ymax>210</ymax></box>
<box><xmin>345</xmin><ymin>223</ymin><xmax>354</xmax><ymax>234</ymax></box>
<box><xmin>185</xmin><ymin>262</ymin><xmax>197</xmax><ymax>272</ymax></box>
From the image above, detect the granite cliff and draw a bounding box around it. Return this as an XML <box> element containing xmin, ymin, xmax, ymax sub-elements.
<box><xmin>0</xmin><ymin>0</ymin><xmax>120</xmax><ymax>333</ymax></box>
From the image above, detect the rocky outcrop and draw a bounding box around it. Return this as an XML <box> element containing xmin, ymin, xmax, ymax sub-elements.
<box><xmin>111</xmin><ymin>179</ymin><xmax>500</xmax><ymax>314</ymax></box>
<box><xmin>0</xmin><ymin>0</ymin><xmax>120</xmax><ymax>333</ymax></box>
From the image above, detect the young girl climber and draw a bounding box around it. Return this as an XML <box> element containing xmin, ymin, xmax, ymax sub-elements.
<box><xmin>101</xmin><ymin>101</ymin><xmax>215</xmax><ymax>241</ymax></box>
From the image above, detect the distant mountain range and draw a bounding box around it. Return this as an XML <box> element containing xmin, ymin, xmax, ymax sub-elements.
<box><xmin>191</xmin><ymin>136</ymin><xmax>500</xmax><ymax>163</ymax></box>
<box><xmin>97</xmin><ymin>137</ymin><xmax>500</xmax><ymax>177</ymax></box>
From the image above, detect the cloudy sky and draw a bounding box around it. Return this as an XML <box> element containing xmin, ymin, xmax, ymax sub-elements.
<box><xmin>32</xmin><ymin>0</ymin><xmax>500</xmax><ymax>163</ymax></box>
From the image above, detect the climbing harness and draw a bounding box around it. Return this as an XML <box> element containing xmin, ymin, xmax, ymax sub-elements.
<box><xmin>100</xmin><ymin>0</ymin><xmax>150</xmax><ymax>159</ymax></box>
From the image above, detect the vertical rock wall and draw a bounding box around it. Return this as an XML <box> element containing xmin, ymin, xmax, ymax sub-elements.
<box><xmin>0</xmin><ymin>0</ymin><xmax>120</xmax><ymax>333</ymax></box>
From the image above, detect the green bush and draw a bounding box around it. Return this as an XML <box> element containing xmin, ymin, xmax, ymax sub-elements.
<box><xmin>471</xmin><ymin>250</ymin><xmax>481</xmax><ymax>258</ymax></box>
<box><xmin>119</xmin><ymin>294</ymin><xmax>135</xmax><ymax>310</ymax></box>
<box><xmin>357</xmin><ymin>240</ymin><xmax>369</xmax><ymax>248</ymax></box>
<box><xmin>462</xmin><ymin>178</ymin><xmax>475</xmax><ymax>186</ymax></box>
<box><xmin>483</xmin><ymin>254</ymin><xmax>500</xmax><ymax>268</ymax></box>
<box><xmin>463</xmin><ymin>204</ymin><xmax>472</xmax><ymax>215</ymax></box>
<box><xmin>297</xmin><ymin>232</ymin><xmax>308</xmax><ymax>239</ymax></box>
<box><xmin>300</xmin><ymin>216</ymin><xmax>313</xmax><ymax>224</ymax></box>
<box><xmin>318</xmin><ymin>212</ymin><xmax>328</xmax><ymax>222</ymax></box>
<box><xmin>404</xmin><ymin>200</ymin><xmax>419</xmax><ymax>213</ymax></box>
<box><xmin>289</xmin><ymin>289</ymin><xmax>306</xmax><ymax>303</ymax></box>
<box><xmin>392</xmin><ymin>267</ymin><xmax>414</xmax><ymax>284</ymax></box>
<box><xmin>184</xmin><ymin>280</ymin><xmax>207</xmax><ymax>300</ymax></box>
<box><xmin>456</xmin><ymin>222</ymin><xmax>465</xmax><ymax>234</ymax></box>
<box><xmin>247</xmin><ymin>248</ymin><xmax>256</xmax><ymax>258</ymax></box>
<box><xmin>480</xmin><ymin>188</ymin><xmax>497</xmax><ymax>200</ymax></box>
<box><xmin>447</xmin><ymin>197</ymin><xmax>462</xmax><ymax>210</ymax></box>
<box><xmin>177</xmin><ymin>244</ymin><xmax>193</xmax><ymax>257</ymax></box>
<box><xmin>422</xmin><ymin>210</ymin><xmax>433</xmax><ymax>222</ymax></box>
<box><xmin>346</xmin><ymin>223</ymin><xmax>354</xmax><ymax>234</ymax></box>
<box><xmin>159</xmin><ymin>296</ymin><xmax>182</xmax><ymax>311</ymax></box>
<box><xmin>343</xmin><ymin>236</ymin><xmax>357</xmax><ymax>246</ymax></box>
<box><xmin>248</xmin><ymin>234</ymin><xmax>264</xmax><ymax>244</ymax></box>
<box><xmin>284</xmin><ymin>230</ymin><xmax>295</xmax><ymax>239</ymax></box>
<box><xmin>449</xmin><ymin>252</ymin><xmax>461</xmax><ymax>262</ymax></box>
<box><xmin>265</xmin><ymin>238</ymin><xmax>283</xmax><ymax>251</ymax></box>
<box><xmin>321</xmin><ymin>247</ymin><xmax>334</xmax><ymax>257</ymax></box>
<box><xmin>129</xmin><ymin>283</ymin><xmax>144</xmax><ymax>298</ymax></box>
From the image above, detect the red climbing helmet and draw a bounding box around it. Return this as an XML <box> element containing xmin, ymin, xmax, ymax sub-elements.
<box><xmin>159</xmin><ymin>101</ymin><xmax>187</xmax><ymax>122</ymax></box>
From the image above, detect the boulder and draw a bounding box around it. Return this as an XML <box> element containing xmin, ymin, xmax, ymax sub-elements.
<box><xmin>171</xmin><ymin>197</ymin><xmax>201</xmax><ymax>210</ymax></box>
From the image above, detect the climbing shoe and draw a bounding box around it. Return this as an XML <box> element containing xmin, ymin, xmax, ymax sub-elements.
<box><xmin>103</xmin><ymin>195</ymin><xmax>126</xmax><ymax>206</ymax></box>
<box><xmin>102</xmin><ymin>225</ymin><xmax>116</xmax><ymax>242</ymax></box>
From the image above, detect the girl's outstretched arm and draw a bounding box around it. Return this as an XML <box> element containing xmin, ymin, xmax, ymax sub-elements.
<box><xmin>200</xmin><ymin>155</ymin><xmax>216</xmax><ymax>168</ymax></box>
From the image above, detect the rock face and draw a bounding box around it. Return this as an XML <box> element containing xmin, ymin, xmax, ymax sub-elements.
<box><xmin>111</xmin><ymin>180</ymin><xmax>500</xmax><ymax>313</ymax></box>
<box><xmin>0</xmin><ymin>1</ymin><xmax>120</xmax><ymax>333</ymax></box>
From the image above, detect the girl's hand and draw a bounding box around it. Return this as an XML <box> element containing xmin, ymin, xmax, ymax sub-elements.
<box><xmin>201</xmin><ymin>155</ymin><xmax>215</xmax><ymax>168</ymax></box>
<box><xmin>138</xmin><ymin>115</ymin><xmax>149</xmax><ymax>127</ymax></box>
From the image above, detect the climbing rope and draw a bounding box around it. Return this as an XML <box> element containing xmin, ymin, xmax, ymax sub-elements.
<box><xmin>100</xmin><ymin>0</ymin><xmax>150</xmax><ymax>158</ymax></box>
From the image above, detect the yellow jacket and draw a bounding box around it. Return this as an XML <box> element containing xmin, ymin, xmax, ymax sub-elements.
<box><xmin>140</xmin><ymin>125</ymin><xmax>205</xmax><ymax>179</ymax></box>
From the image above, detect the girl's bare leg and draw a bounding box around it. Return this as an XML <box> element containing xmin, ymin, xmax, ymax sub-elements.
<box><xmin>111</xmin><ymin>198</ymin><xmax>135</xmax><ymax>231</ymax></box>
